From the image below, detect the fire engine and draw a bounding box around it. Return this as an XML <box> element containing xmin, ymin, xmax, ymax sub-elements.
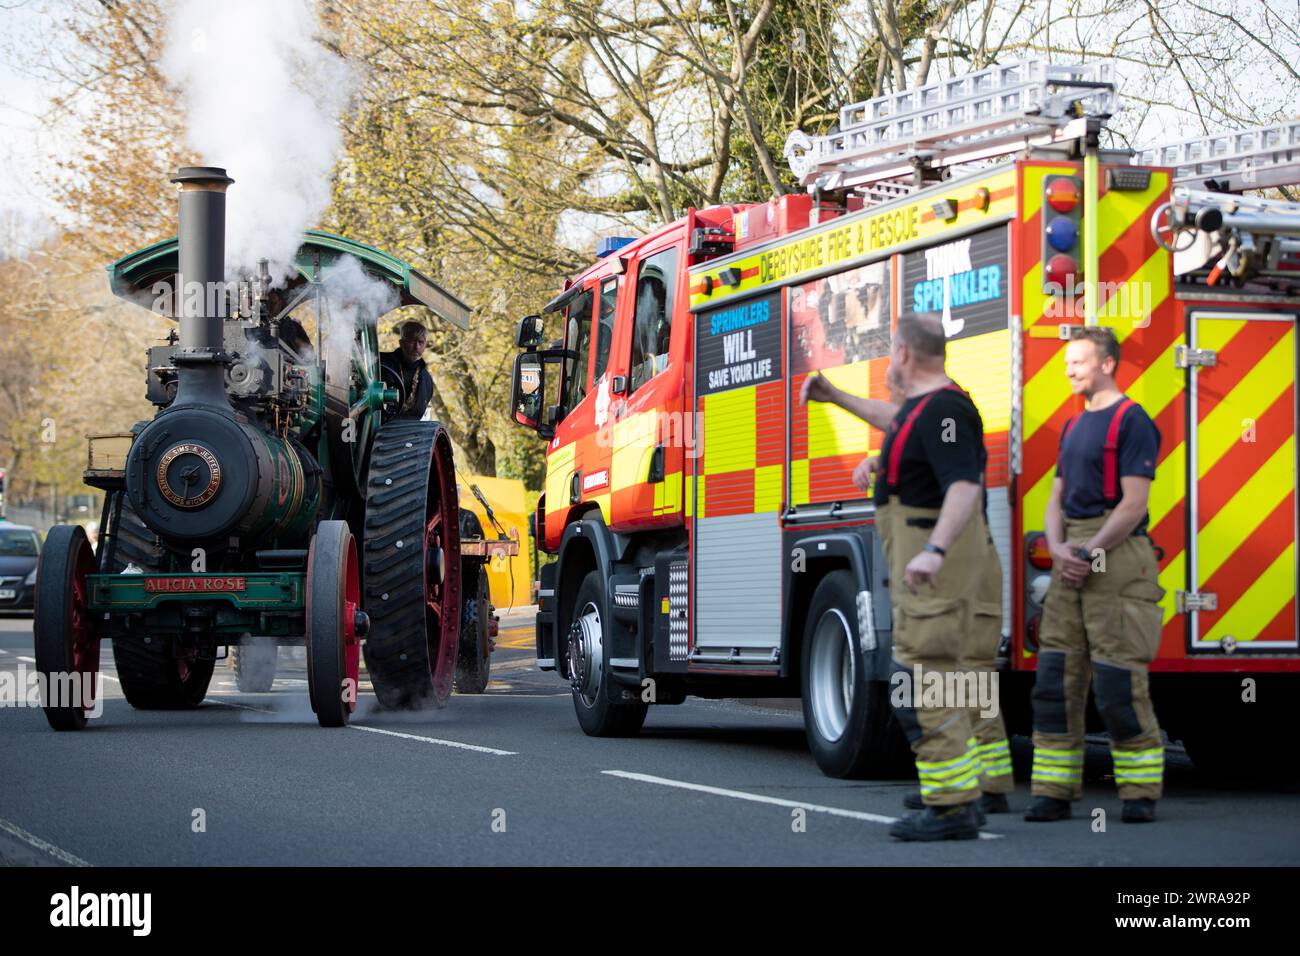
<box><xmin>510</xmin><ymin>60</ymin><xmax>1300</xmax><ymax>777</ymax></box>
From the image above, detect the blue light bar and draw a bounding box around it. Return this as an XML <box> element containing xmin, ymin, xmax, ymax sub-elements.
<box><xmin>596</xmin><ymin>236</ymin><xmax>635</xmax><ymax>258</ymax></box>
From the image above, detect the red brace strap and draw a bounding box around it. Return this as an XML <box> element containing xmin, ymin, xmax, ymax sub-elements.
<box><xmin>885</xmin><ymin>382</ymin><xmax>970</xmax><ymax>488</ymax></box>
<box><xmin>1061</xmin><ymin>397</ymin><xmax>1134</xmax><ymax>503</ymax></box>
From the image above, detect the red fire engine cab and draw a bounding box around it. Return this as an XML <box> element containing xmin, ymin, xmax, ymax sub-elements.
<box><xmin>510</xmin><ymin>60</ymin><xmax>1300</xmax><ymax>778</ymax></box>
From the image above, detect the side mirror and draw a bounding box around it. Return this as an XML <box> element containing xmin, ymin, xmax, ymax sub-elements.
<box><xmin>515</xmin><ymin>314</ymin><xmax>545</xmax><ymax>349</ymax></box>
<box><xmin>511</xmin><ymin>352</ymin><xmax>546</xmax><ymax>431</ymax></box>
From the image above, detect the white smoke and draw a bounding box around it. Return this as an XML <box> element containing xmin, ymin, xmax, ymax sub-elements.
<box><xmin>320</xmin><ymin>253</ymin><xmax>402</xmax><ymax>377</ymax></box>
<box><xmin>162</xmin><ymin>0</ymin><xmax>354</xmax><ymax>278</ymax></box>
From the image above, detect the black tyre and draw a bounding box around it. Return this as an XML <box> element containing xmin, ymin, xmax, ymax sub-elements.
<box><xmin>33</xmin><ymin>525</ymin><xmax>100</xmax><ymax>731</ymax></box>
<box><xmin>800</xmin><ymin>569</ymin><xmax>908</xmax><ymax>778</ymax></box>
<box><xmin>306</xmin><ymin>521</ymin><xmax>363</xmax><ymax>727</ymax></box>
<box><xmin>455</xmin><ymin>563</ymin><xmax>492</xmax><ymax>694</ymax></box>
<box><xmin>104</xmin><ymin>494</ymin><xmax>214</xmax><ymax>709</ymax></box>
<box><xmin>568</xmin><ymin>570</ymin><xmax>647</xmax><ymax>737</ymax></box>
<box><xmin>234</xmin><ymin>637</ymin><xmax>278</xmax><ymax>693</ymax></box>
<box><xmin>362</xmin><ymin>420</ymin><xmax>462</xmax><ymax>709</ymax></box>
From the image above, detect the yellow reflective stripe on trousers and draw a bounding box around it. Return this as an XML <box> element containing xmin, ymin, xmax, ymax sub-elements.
<box><xmin>975</xmin><ymin>739</ymin><xmax>1013</xmax><ymax>777</ymax></box>
<box><xmin>1111</xmin><ymin>747</ymin><xmax>1165</xmax><ymax>784</ymax></box>
<box><xmin>1031</xmin><ymin>746</ymin><xmax>1084</xmax><ymax>783</ymax></box>
<box><xmin>918</xmin><ymin>746</ymin><xmax>981</xmax><ymax>795</ymax></box>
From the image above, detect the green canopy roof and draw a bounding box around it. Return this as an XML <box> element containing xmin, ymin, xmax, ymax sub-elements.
<box><xmin>106</xmin><ymin>229</ymin><xmax>471</xmax><ymax>329</ymax></box>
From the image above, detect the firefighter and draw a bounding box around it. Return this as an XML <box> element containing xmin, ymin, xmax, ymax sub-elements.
<box><xmin>1026</xmin><ymin>326</ymin><xmax>1165</xmax><ymax>824</ymax></box>
<box><xmin>805</xmin><ymin>342</ymin><xmax>1014</xmax><ymax>820</ymax></box>
<box><xmin>803</xmin><ymin>315</ymin><xmax>1001</xmax><ymax>840</ymax></box>
<box><xmin>380</xmin><ymin>320</ymin><xmax>434</xmax><ymax>420</ymax></box>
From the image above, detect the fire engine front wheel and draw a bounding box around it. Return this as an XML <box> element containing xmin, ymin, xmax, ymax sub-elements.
<box><xmin>801</xmin><ymin>570</ymin><xmax>906</xmax><ymax>778</ymax></box>
<box><xmin>568</xmin><ymin>570</ymin><xmax>647</xmax><ymax>737</ymax></box>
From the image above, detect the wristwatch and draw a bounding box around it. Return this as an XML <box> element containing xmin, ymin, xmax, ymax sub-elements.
<box><xmin>922</xmin><ymin>542</ymin><xmax>947</xmax><ymax>557</ymax></box>
<box><xmin>1072</xmin><ymin>546</ymin><xmax>1092</xmax><ymax>563</ymax></box>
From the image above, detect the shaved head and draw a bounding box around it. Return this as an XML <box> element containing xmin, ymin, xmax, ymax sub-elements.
<box><xmin>896</xmin><ymin>315</ymin><xmax>947</xmax><ymax>363</ymax></box>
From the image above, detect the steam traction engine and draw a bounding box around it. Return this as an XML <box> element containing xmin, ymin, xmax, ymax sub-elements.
<box><xmin>34</xmin><ymin>166</ymin><xmax>510</xmax><ymax>729</ymax></box>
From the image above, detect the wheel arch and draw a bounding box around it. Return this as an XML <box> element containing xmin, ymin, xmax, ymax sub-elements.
<box><xmin>555</xmin><ymin>513</ymin><xmax>629</xmax><ymax>672</ymax></box>
<box><xmin>783</xmin><ymin>529</ymin><xmax>890</xmax><ymax>683</ymax></box>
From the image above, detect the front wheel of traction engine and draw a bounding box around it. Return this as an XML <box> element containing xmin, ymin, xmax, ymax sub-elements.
<box><xmin>800</xmin><ymin>570</ymin><xmax>907</xmax><ymax>778</ymax></box>
<box><xmin>568</xmin><ymin>570</ymin><xmax>647</xmax><ymax>737</ymax></box>
<box><xmin>362</xmin><ymin>421</ymin><xmax>462</xmax><ymax>710</ymax></box>
<box><xmin>306</xmin><ymin>521</ymin><xmax>363</xmax><ymax>727</ymax></box>
<box><xmin>33</xmin><ymin>525</ymin><xmax>100</xmax><ymax>731</ymax></box>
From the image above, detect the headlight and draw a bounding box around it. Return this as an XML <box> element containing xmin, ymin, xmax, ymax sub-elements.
<box><xmin>24</xmin><ymin>568</ymin><xmax>37</xmax><ymax>586</ymax></box>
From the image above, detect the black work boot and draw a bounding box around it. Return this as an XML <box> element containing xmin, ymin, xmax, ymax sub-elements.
<box><xmin>979</xmin><ymin>792</ymin><xmax>1011</xmax><ymax>814</ymax></box>
<box><xmin>1122</xmin><ymin>799</ymin><xmax>1157</xmax><ymax>823</ymax></box>
<box><xmin>903</xmin><ymin>790</ymin><xmax>992</xmax><ymax>826</ymax></box>
<box><xmin>1023</xmin><ymin>796</ymin><xmax>1072</xmax><ymax>821</ymax></box>
<box><xmin>890</xmin><ymin>802</ymin><xmax>981</xmax><ymax>841</ymax></box>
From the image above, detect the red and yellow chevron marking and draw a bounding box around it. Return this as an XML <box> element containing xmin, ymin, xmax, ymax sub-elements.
<box><xmin>1191</xmin><ymin>319</ymin><xmax>1296</xmax><ymax>645</ymax></box>
<box><xmin>693</xmin><ymin>380</ymin><xmax>784</xmax><ymax>518</ymax></box>
<box><xmin>1016</xmin><ymin>160</ymin><xmax>1186</xmax><ymax>654</ymax></box>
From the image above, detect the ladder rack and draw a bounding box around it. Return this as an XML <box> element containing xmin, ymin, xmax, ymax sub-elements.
<box><xmin>1134</xmin><ymin>120</ymin><xmax>1300</xmax><ymax>192</ymax></box>
<box><xmin>784</xmin><ymin>59</ymin><xmax>1118</xmax><ymax>197</ymax></box>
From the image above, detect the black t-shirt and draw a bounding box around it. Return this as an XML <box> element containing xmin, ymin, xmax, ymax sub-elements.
<box><xmin>874</xmin><ymin>384</ymin><xmax>987</xmax><ymax>508</ymax></box>
<box><xmin>1056</xmin><ymin>397</ymin><xmax>1160</xmax><ymax>533</ymax></box>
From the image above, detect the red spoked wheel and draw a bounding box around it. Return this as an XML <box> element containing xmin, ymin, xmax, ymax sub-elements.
<box><xmin>306</xmin><ymin>520</ymin><xmax>365</xmax><ymax>727</ymax></box>
<box><xmin>33</xmin><ymin>525</ymin><xmax>100</xmax><ymax>731</ymax></box>
<box><xmin>1150</xmin><ymin>202</ymin><xmax>1198</xmax><ymax>253</ymax></box>
<box><xmin>363</xmin><ymin>420</ymin><xmax>462</xmax><ymax>709</ymax></box>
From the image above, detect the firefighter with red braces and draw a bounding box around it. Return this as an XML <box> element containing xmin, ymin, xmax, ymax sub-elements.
<box><xmin>804</xmin><ymin>313</ymin><xmax>1011</xmax><ymax>840</ymax></box>
<box><xmin>1025</xmin><ymin>326</ymin><xmax>1166</xmax><ymax>824</ymax></box>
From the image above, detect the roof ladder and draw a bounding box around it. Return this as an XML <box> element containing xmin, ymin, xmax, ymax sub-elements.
<box><xmin>784</xmin><ymin>59</ymin><xmax>1119</xmax><ymax>199</ymax></box>
<box><xmin>1134</xmin><ymin>120</ymin><xmax>1300</xmax><ymax>192</ymax></box>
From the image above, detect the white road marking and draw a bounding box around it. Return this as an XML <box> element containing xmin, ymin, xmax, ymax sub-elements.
<box><xmin>17</xmin><ymin>656</ymin><xmax>35</xmax><ymax>663</ymax></box>
<box><xmin>349</xmin><ymin>724</ymin><xmax>516</xmax><ymax>755</ymax></box>
<box><xmin>0</xmin><ymin>648</ymin><xmax>9</xmax><ymax>655</ymax></box>
<box><xmin>0</xmin><ymin>816</ymin><xmax>91</xmax><ymax>867</ymax></box>
<box><xmin>601</xmin><ymin>771</ymin><xmax>1003</xmax><ymax>840</ymax></box>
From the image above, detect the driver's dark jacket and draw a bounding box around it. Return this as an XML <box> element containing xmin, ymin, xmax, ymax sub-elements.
<box><xmin>381</xmin><ymin>349</ymin><xmax>434</xmax><ymax>420</ymax></box>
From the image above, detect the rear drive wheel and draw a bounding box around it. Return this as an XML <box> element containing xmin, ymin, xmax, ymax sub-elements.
<box><xmin>801</xmin><ymin>570</ymin><xmax>907</xmax><ymax>778</ymax></box>
<box><xmin>363</xmin><ymin>420</ymin><xmax>462</xmax><ymax>709</ymax></box>
<box><xmin>568</xmin><ymin>570</ymin><xmax>647</xmax><ymax>737</ymax></box>
<box><xmin>33</xmin><ymin>525</ymin><xmax>100</xmax><ymax>731</ymax></box>
<box><xmin>306</xmin><ymin>521</ymin><xmax>364</xmax><ymax>727</ymax></box>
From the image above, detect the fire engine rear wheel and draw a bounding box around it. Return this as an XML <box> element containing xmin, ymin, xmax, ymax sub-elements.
<box><xmin>233</xmin><ymin>637</ymin><xmax>278</xmax><ymax>693</ymax></box>
<box><xmin>33</xmin><ymin>525</ymin><xmax>100</xmax><ymax>731</ymax></box>
<box><xmin>801</xmin><ymin>570</ymin><xmax>907</xmax><ymax>778</ymax></box>
<box><xmin>362</xmin><ymin>420</ymin><xmax>462</xmax><ymax>709</ymax></box>
<box><xmin>306</xmin><ymin>521</ymin><xmax>364</xmax><ymax>727</ymax></box>
<box><xmin>455</xmin><ymin>562</ymin><xmax>492</xmax><ymax>694</ymax></box>
<box><xmin>568</xmin><ymin>570</ymin><xmax>647</xmax><ymax>737</ymax></box>
<box><xmin>104</xmin><ymin>495</ymin><xmax>214</xmax><ymax>710</ymax></box>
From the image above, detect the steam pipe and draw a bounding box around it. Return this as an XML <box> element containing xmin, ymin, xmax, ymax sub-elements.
<box><xmin>170</xmin><ymin>165</ymin><xmax>234</xmax><ymax>408</ymax></box>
